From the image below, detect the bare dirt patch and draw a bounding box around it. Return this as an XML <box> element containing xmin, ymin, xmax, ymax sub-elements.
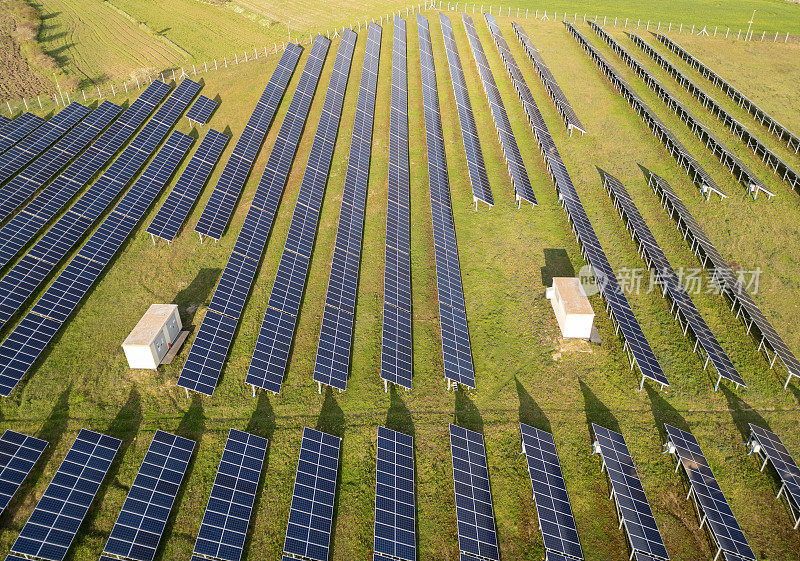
<box><xmin>0</xmin><ymin>5</ymin><xmax>54</xmax><ymax>101</ymax></box>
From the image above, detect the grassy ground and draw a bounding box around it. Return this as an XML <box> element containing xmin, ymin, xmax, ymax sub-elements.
<box><xmin>1</xmin><ymin>11</ymin><xmax>800</xmax><ymax>561</ymax></box>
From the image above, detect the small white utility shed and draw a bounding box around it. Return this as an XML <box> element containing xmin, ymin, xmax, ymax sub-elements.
<box><xmin>122</xmin><ymin>304</ymin><xmax>182</xmax><ymax>369</ymax></box>
<box><xmin>546</xmin><ymin>277</ymin><xmax>595</xmax><ymax>339</ymax></box>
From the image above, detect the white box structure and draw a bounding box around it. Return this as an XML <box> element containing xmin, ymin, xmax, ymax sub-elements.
<box><xmin>546</xmin><ymin>277</ymin><xmax>595</xmax><ymax>339</ymax></box>
<box><xmin>122</xmin><ymin>304</ymin><xmax>183</xmax><ymax>369</ymax></box>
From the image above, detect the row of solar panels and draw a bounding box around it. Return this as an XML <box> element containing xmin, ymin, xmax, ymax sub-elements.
<box><xmin>627</xmin><ymin>32</ymin><xmax>800</xmax><ymax>194</ymax></box>
<box><xmin>653</xmin><ymin>32</ymin><xmax>800</xmax><ymax>155</ymax></box>
<box><xmin>3</xmin><ymin>419</ymin><xmax>799</xmax><ymax>561</ymax></box>
<box><xmin>589</xmin><ymin>22</ymin><xmax>772</xmax><ymax>200</ymax></box>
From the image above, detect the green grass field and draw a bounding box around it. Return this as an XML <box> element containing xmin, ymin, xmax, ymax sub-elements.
<box><xmin>1</xmin><ymin>7</ymin><xmax>800</xmax><ymax>561</ymax></box>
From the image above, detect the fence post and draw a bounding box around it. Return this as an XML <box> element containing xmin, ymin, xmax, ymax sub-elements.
<box><xmin>737</xmin><ymin>29</ymin><xmax>741</xmax><ymax>39</ymax></box>
<box><xmin>725</xmin><ymin>28</ymin><xmax>729</xmax><ymax>38</ymax></box>
<box><xmin>761</xmin><ymin>31</ymin><xmax>765</xmax><ymax>41</ymax></box>
<box><xmin>6</xmin><ymin>101</ymin><xmax>12</xmax><ymax>115</ymax></box>
<box><xmin>786</xmin><ymin>32</ymin><xmax>789</xmax><ymax>42</ymax></box>
<box><xmin>679</xmin><ymin>23</ymin><xmax>682</xmax><ymax>33</ymax></box>
<box><xmin>37</xmin><ymin>95</ymin><xmax>42</xmax><ymax>108</ymax></box>
<box><xmin>23</xmin><ymin>98</ymin><xmax>28</xmax><ymax>111</ymax></box>
<box><xmin>714</xmin><ymin>26</ymin><xmax>717</xmax><ymax>36</ymax></box>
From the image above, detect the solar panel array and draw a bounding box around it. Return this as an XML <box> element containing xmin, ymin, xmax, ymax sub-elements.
<box><xmin>147</xmin><ymin>128</ymin><xmax>229</xmax><ymax>242</ymax></box>
<box><xmin>664</xmin><ymin>424</ymin><xmax>756</xmax><ymax>560</ymax></box>
<box><xmin>195</xmin><ymin>45</ymin><xmax>303</xmax><ymax>240</ymax></box>
<box><xmin>513</xmin><ymin>23</ymin><xmax>585</xmax><ymax>135</ymax></box>
<box><xmin>103</xmin><ymin>430</ymin><xmax>195</xmax><ymax>561</ymax></box>
<box><xmin>186</xmin><ymin>95</ymin><xmax>218</xmax><ymax>125</ymax></box>
<box><xmin>0</xmin><ymin>103</ymin><xmax>89</xmax><ymax>187</ymax></box>
<box><xmin>246</xmin><ymin>31</ymin><xmax>355</xmax><ymax>395</ymax></box>
<box><xmin>191</xmin><ymin>429</ymin><xmax>267</xmax><ymax>561</ymax></box>
<box><xmin>418</xmin><ymin>14</ymin><xmax>475</xmax><ymax>390</ymax></box>
<box><xmin>9</xmin><ymin>429</ymin><xmax>121</xmax><ymax>561</ymax></box>
<box><xmin>380</xmin><ymin>16</ymin><xmax>413</xmax><ymax>391</ymax></box>
<box><xmin>519</xmin><ymin>423</ymin><xmax>583</xmax><ymax>561</ymax></box>
<box><xmin>462</xmin><ymin>13</ymin><xmax>536</xmax><ymax>207</ymax></box>
<box><xmin>487</xmin><ymin>15</ymin><xmax>667</xmax><ymax>390</ymax></box>
<box><xmin>564</xmin><ymin>23</ymin><xmax>722</xmax><ymax>201</ymax></box>
<box><xmin>313</xmin><ymin>24</ymin><xmax>381</xmax><ymax>392</ymax></box>
<box><xmin>591</xmin><ymin>424</ymin><xmax>669</xmax><ymax>561</ymax></box>
<box><xmin>0</xmin><ymin>131</ymin><xmax>193</xmax><ymax>397</ymax></box>
<box><xmin>645</xmin><ymin>168</ymin><xmax>800</xmax><ymax>388</ymax></box>
<box><xmin>0</xmin><ymin>84</ymin><xmax>166</xmax><ymax>275</ymax></box>
<box><xmin>0</xmin><ymin>102</ymin><xmax>121</xmax><ymax>226</ymax></box>
<box><xmin>177</xmin><ymin>37</ymin><xmax>330</xmax><ymax>398</ymax></box>
<box><xmin>0</xmin><ymin>112</ymin><xmax>46</xmax><ymax>155</ymax></box>
<box><xmin>590</xmin><ymin>23</ymin><xmax>771</xmax><ymax>200</ymax></box>
<box><xmin>374</xmin><ymin>426</ymin><xmax>415</xmax><ymax>561</ymax></box>
<box><xmin>629</xmin><ymin>32</ymin><xmax>800</xmax><ymax>194</ymax></box>
<box><xmin>601</xmin><ymin>170</ymin><xmax>745</xmax><ymax>391</ymax></box>
<box><xmin>0</xmin><ymin>114</ymin><xmax>9</xmax><ymax>127</ymax></box>
<box><xmin>449</xmin><ymin>424</ymin><xmax>499</xmax><ymax>560</ymax></box>
<box><xmin>0</xmin><ymin>78</ymin><xmax>193</xmax><ymax>341</ymax></box>
<box><xmin>0</xmin><ymin>429</ymin><xmax>48</xmax><ymax>515</ymax></box>
<box><xmin>654</xmin><ymin>32</ymin><xmax>800</xmax><ymax>154</ymax></box>
<box><xmin>282</xmin><ymin>427</ymin><xmax>341</xmax><ymax>561</ymax></box>
<box><xmin>439</xmin><ymin>13</ymin><xmax>493</xmax><ymax>208</ymax></box>
<box><xmin>747</xmin><ymin>424</ymin><xmax>800</xmax><ymax>529</ymax></box>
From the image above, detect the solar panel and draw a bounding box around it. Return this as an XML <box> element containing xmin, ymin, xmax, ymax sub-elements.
<box><xmin>0</xmin><ymin>429</ymin><xmax>48</xmax><ymax>515</ymax></box>
<box><xmin>462</xmin><ymin>17</ymin><xmax>535</xmax><ymax>209</ymax></box>
<box><xmin>178</xmin><ymin>37</ymin><xmax>330</xmax><ymax>398</ymax></box>
<box><xmin>380</xmin><ymin>15</ymin><xmax>413</xmax><ymax>391</ymax></box>
<box><xmin>439</xmin><ymin>14</ymin><xmax>493</xmax><ymax>208</ymax></box>
<box><xmin>747</xmin><ymin>424</ymin><xmax>800</xmax><ymax>529</ymax></box>
<box><xmin>192</xmin><ymin>429</ymin><xmax>267</xmax><ymax>561</ymax></box>
<box><xmin>374</xmin><ymin>426</ymin><xmax>415</xmax><ymax>561</ymax></box>
<box><xmin>186</xmin><ymin>95</ymin><xmax>218</xmax><ymax>125</ymax></box>
<box><xmin>488</xmin><ymin>16</ymin><xmax>667</xmax><ymax>390</ymax></box>
<box><xmin>664</xmin><ymin>424</ymin><xmax>755</xmax><ymax>560</ymax></box>
<box><xmin>9</xmin><ymin>429</ymin><xmax>121</xmax><ymax>561</ymax></box>
<box><xmin>0</xmin><ymin>131</ymin><xmax>193</xmax><ymax>395</ymax></box>
<box><xmin>519</xmin><ymin>423</ymin><xmax>583</xmax><ymax>560</ymax></box>
<box><xmin>645</xmin><ymin>168</ymin><xmax>800</xmax><ymax>388</ymax></box>
<box><xmin>590</xmin><ymin>23</ymin><xmax>770</xmax><ymax>200</ymax></box>
<box><xmin>282</xmin><ymin>427</ymin><xmax>341</xmax><ymax>561</ymax></box>
<box><xmin>0</xmin><ymin>113</ymin><xmax>46</xmax><ymax>155</ymax></box>
<box><xmin>565</xmin><ymin>23</ymin><xmax>723</xmax><ymax>201</ymax></box>
<box><xmin>313</xmin><ymin>23</ymin><xmax>381</xmax><ymax>393</ymax></box>
<box><xmin>654</xmin><ymin>32</ymin><xmax>800</xmax><ymax>155</ymax></box>
<box><xmin>601</xmin><ymin>169</ymin><xmax>744</xmax><ymax>390</ymax></box>
<box><xmin>194</xmin><ymin>44</ymin><xmax>303</xmax><ymax>241</ymax></box>
<box><xmin>0</xmin><ymin>114</ymin><xmax>9</xmax><ymax>127</ymax></box>
<box><xmin>103</xmin><ymin>430</ymin><xmax>195</xmax><ymax>561</ymax></box>
<box><xmin>591</xmin><ymin>424</ymin><xmax>669</xmax><ymax>560</ymax></box>
<box><xmin>418</xmin><ymin>14</ymin><xmax>475</xmax><ymax>390</ymax></box>
<box><xmin>449</xmin><ymin>424</ymin><xmax>499</xmax><ymax>560</ymax></box>
<box><xmin>245</xmin><ymin>31</ymin><xmax>355</xmax><ymax>395</ymax></box>
<box><xmin>147</xmin><ymin>128</ymin><xmax>229</xmax><ymax>242</ymax></box>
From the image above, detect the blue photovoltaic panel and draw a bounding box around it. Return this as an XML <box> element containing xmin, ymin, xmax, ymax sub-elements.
<box><xmin>591</xmin><ymin>424</ymin><xmax>669</xmax><ymax>560</ymax></box>
<box><xmin>192</xmin><ymin>429</ymin><xmax>267</xmax><ymax>561</ymax></box>
<box><xmin>0</xmin><ymin>103</ymin><xmax>89</xmax><ymax>187</ymax></box>
<box><xmin>246</xmin><ymin>31</ymin><xmax>354</xmax><ymax>395</ymax></box>
<box><xmin>519</xmin><ymin>423</ymin><xmax>583</xmax><ymax>560</ymax></box>
<box><xmin>748</xmin><ymin>424</ymin><xmax>800</xmax><ymax>529</ymax></box>
<box><xmin>440</xmin><ymin>13</ymin><xmax>493</xmax><ymax>207</ymax></box>
<box><xmin>449</xmin><ymin>424</ymin><xmax>499</xmax><ymax>561</ymax></box>
<box><xmin>282</xmin><ymin>427</ymin><xmax>341</xmax><ymax>561</ymax></box>
<box><xmin>418</xmin><ymin>14</ymin><xmax>475</xmax><ymax>390</ymax></box>
<box><xmin>186</xmin><ymin>95</ymin><xmax>218</xmax><ymax>124</ymax></box>
<box><xmin>314</xmin><ymin>23</ymin><xmax>381</xmax><ymax>392</ymax></box>
<box><xmin>462</xmin><ymin>13</ymin><xmax>536</xmax><ymax>206</ymax></box>
<box><xmin>147</xmin><ymin>128</ymin><xmax>229</xmax><ymax>241</ymax></box>
<box><xmin>195</xmin><ymin>45</ymin><xmax>303</xmax><ymax>240</ymax></box>
<box><xmin>664</xmin><ymin>424</ymin><xmax>755</xmax><ymax>560</ymax></box>
<box><xmin>0</xmin><ymin>132</ymin><xmax>193</xmax><ymax>396</ymax></box>
<box><xmin>178</xmin><ymin>37</ymin><xmax>330</xmax><ymax>398</ymax></box>
<box><xmin>601</xmin><ymin>170</ymin><xmax>744</xmax><ymax>390</ymax></box>
<box><xmin>380</xmin><ymin>16</ymin><xmax>412</xmax><ymax>391</ymax></box>
<box><xmin>374</xmin><ymin>426</ymin><xmax>415</xmax><ymax>561</ymax></box>
<box><xmin>9</xmin><ymin>429</ymin><xmax>121</xmax><ymax>561</ymax></box>
<box><xmin>0</xmin><ymin>101</ymin><xmax>121</xmax><ymax>226</ymax></box>
<box><xmin>0</xmin><ymin>115</ymin><xmax>9</xmax><ymax>127</ymax></box>
<box><xmin>0</xmin><ymin>113</ymin><xmax>46</xmax><ymax>155</ymax></box>
<box><xmin>103</xmin><ymin>430</ymin><xmax>195</xmax><ymax>561</ymax></box>
<box><xmin>0</xmin><ymin>429</ymin><xmax>48</xmax><ymax>515</ymax></box>
<box><xmin>489</xmin><ymin>16</ymin><xmax>668</xmax><ymax>390</ymax></box>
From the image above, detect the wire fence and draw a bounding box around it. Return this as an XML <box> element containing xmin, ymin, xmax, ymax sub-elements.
<box><xmin>4</xmin><ymin>0</ymin><xmax>798</xmax><ymax>116</ymax></box>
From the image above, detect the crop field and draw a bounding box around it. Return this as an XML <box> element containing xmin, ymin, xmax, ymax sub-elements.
<box><xmin>1</xmin><ymin>6</ymin><xmax>800</xmax><ymax>561</ymax></box>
